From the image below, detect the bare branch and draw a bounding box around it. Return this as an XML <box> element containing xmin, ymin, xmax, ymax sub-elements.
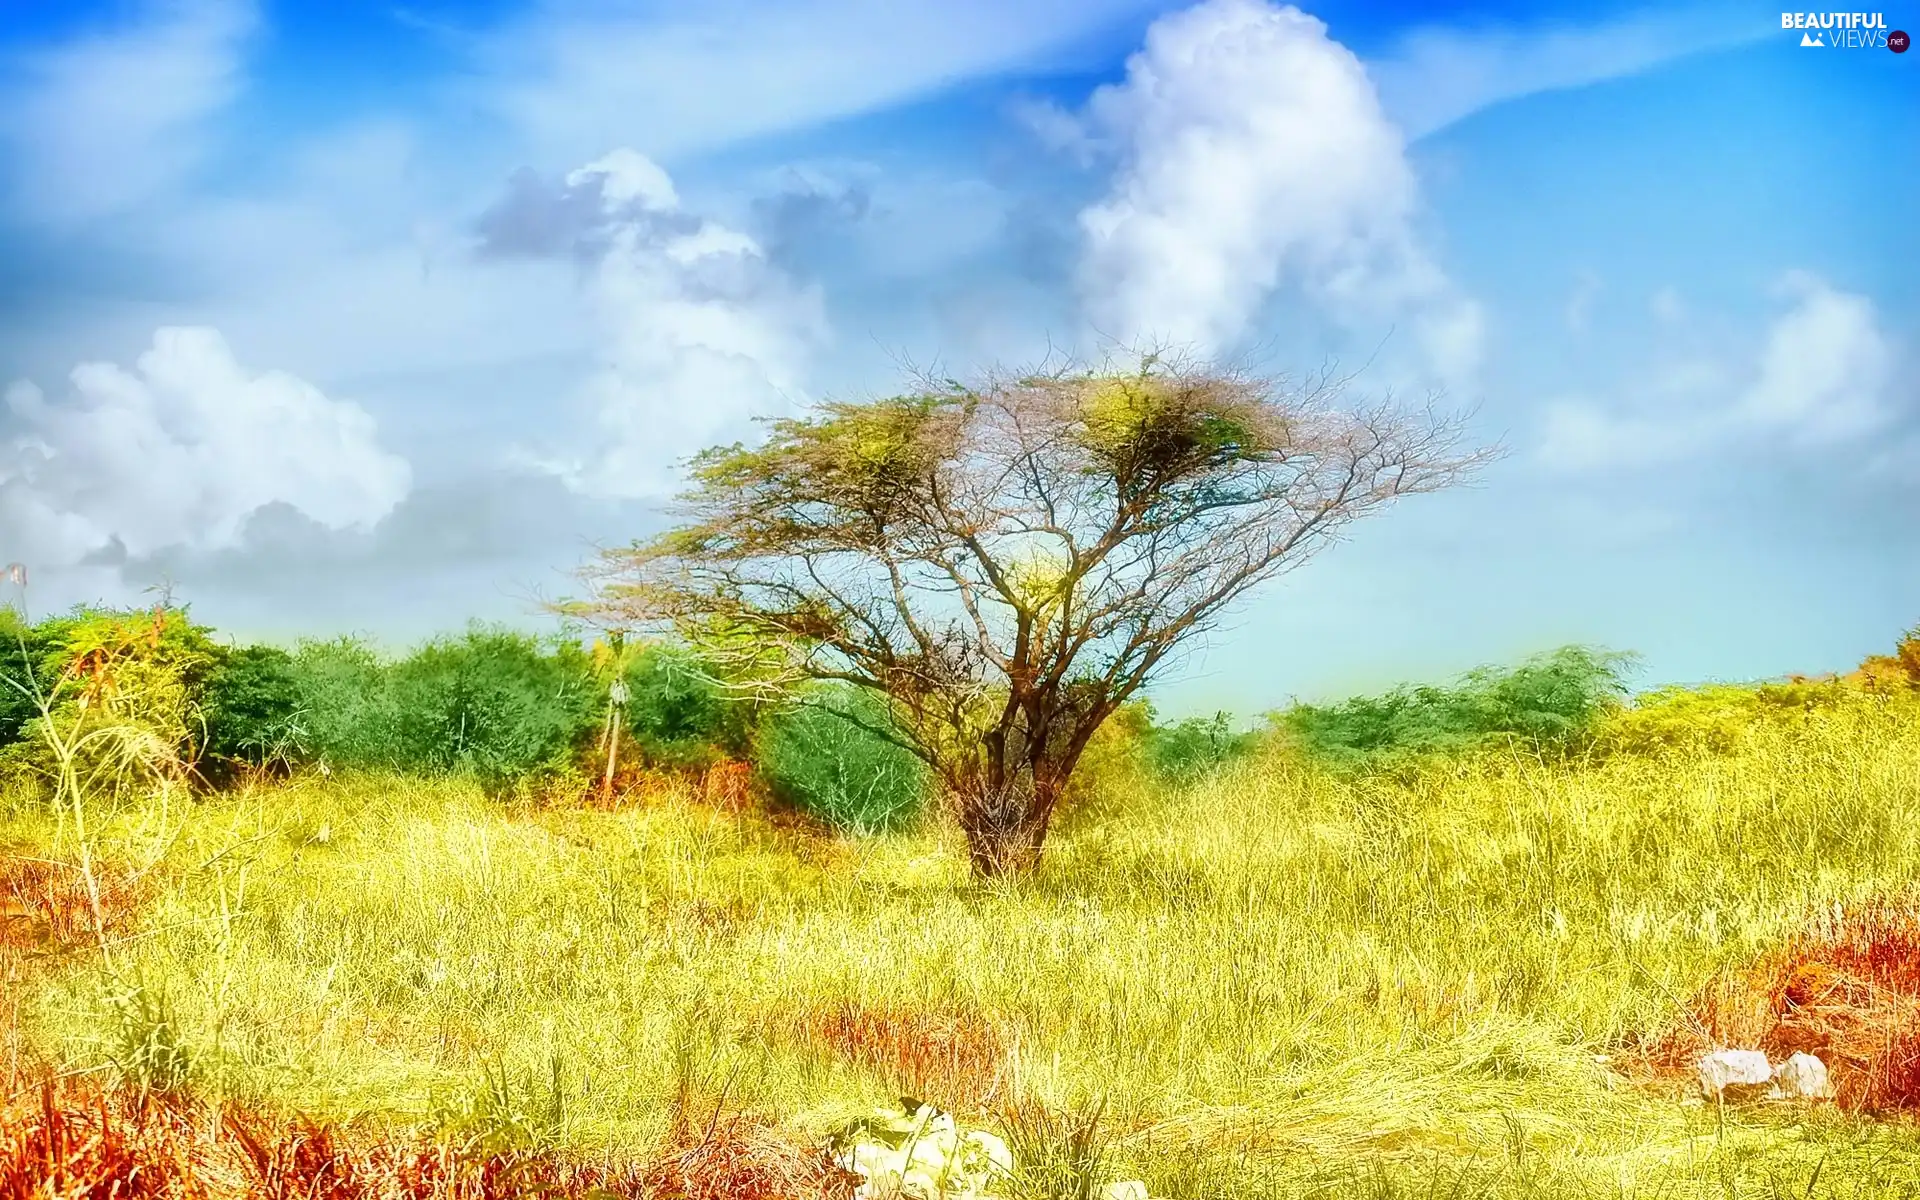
<box><xmin>564</xmin><ymin>349</ymin><xmax>1497</xmax><ymax>875</ymax></box>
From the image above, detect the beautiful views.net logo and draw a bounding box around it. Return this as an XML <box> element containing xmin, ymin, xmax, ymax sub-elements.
<box><xmin>1780</xmin><ymin>11</ymin><xmax>1904</xmax><ymax>48</ymax></box>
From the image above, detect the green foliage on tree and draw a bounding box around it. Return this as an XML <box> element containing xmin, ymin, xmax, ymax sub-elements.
<box><xmin>578</xmin><ymin>351</ymin><xmax>1492</xmax><ymax>875</ymax></box>
<box><xmin>623</xmin><ymin>643</ymin><xmax>747</xmax><ymax>768</ymax></box>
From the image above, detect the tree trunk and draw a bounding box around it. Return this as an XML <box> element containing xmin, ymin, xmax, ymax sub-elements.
<box><xmin>953</xmin><ymin>772</ymin><xmax>1062</xmax><ymax>878</ymax></box>
<box><xmin>599</xmin><ymin>705</ymin><xmax>621</xmax><ymax>805</ymax></box>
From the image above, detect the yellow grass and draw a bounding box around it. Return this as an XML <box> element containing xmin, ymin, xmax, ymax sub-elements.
<box><xmin>8</xmin><ymin>694</ymin><xmax>1920</xmax><ymax>1197</ymax></box>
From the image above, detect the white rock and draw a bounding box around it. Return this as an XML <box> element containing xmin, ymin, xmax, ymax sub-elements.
<box><xmin>1697</xmin><ymin>1049</ymin><xmax>1776</xmax><ymax>1101</ymax></box>
<box><xmin>1774</xmin><ymin>1052</ymin><xmax>1834</xmax><ymax>1099</ymax></box>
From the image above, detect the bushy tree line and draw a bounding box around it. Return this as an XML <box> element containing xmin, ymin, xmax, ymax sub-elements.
<box><xmin>0</xmin><ymin>603</ymin><xmax>1294</xmax><ymax>831</ymax></box>
<box><xmin>5</xmin><ymin>603</ymin><xmax>1912</xmax><ymax>835</ymax></box>
<box><xmin>1270</xmin><ymin>631</ymin><xmax>1920</xmax><ymax>770</ymax></box>
<box><xmin>0</xmin><ymin>605</ymin><xmax>926</xmax><ymax>822</ymax></box>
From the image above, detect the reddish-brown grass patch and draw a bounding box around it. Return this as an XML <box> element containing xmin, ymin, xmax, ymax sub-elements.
<box><xmin>560</xmin><ymin>755</ymin><xmax>761</xmax><ymax>818</ymax></box>
<box><xmin>786</xmin><ymin>1001</ymin><xmax>1012</xmax><ymax>1112</ymax></box>
<box><xmin>1</xmin><ymin>1083</ymin><xmax>208</xmax><ymax>1200</ymax></box>
<box><xmin>2</xmin><ymin>851</ymin><xmax>150</xmax><ymax>1096</ymax></box>
<box><xmin>699</xmin><ymin>762</ymin><xmax>755</xmax><ymax>814</ymax></box>
<box><xmin>0</xmin><ymin>852</ymin><xmax>146</xmax><ymax>958</ymax></box>
<box><xmin>643</xmin><ymin>1112</ymin><xmax>857</xmax><ymax>1200</ymax></box>
<box><xmin>0</xmin><ymin>1077</ymin><xmax>855</xmax><ymax>1200</ymax></box>
<box><xmin>1647</xmin><ymin>898</ymin><xmax>1920</xmax><ymax>1112</ymax></box>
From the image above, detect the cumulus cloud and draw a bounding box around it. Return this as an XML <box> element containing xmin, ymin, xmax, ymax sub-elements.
<box><xmin>1739</xmin><ymin>272</ymin><xmax>1894</xmax><ymax>443</ymax></box>
<box><xmin>1067</xmin><ymin>0</ymin><xmax>1483</xmax><ymax>380</ymax></box>
<box><xmin>493</xmin><ymin>151</ymin><xmax>828</xmax><ymax>499</ymax></box>
<box><xmin>0</xmin><ymin>0</ymin><xmax>256</xmax><ymax>227</ymax></box>
<box><xmin>475</xmin><ymin>149</ymin><xmax>699</xmax><ymax>263</ymax></box>
<box><xmin>0</xmin><ymin>327</ymin><xmax>411</xmax><ymax>568</ymax></box>
<box><xmin>1539</xmin><ymin>273</ymin><xmax>1903</xmax><ymax>471</ymax></box>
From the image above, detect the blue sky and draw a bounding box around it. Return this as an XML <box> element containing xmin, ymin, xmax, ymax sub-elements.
<box><xmin>0</xmin><ymin>0</ymin><xmax>1913</xmax><ymax>715</ymax></box>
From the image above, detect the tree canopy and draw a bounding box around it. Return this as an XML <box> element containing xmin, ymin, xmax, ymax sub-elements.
<box><xmin>580</xmin><ymin>351</ymin><xmax>1495</xmax><ymax>874</ymax></box>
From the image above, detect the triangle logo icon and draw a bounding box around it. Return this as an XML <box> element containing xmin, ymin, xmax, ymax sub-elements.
<box><xmin>1800</xmin><ymin>30</ymin><xmax>1824</xmax><ymax>45</ymax></box>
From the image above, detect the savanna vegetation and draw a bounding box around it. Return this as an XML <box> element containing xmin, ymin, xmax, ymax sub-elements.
<box><xmin>578</xmin><ymin>354</ymin><xmax>1492</xmax><ymax>875</ymax></box>
<box><xmin>8</xmin><ymin>602</ymin><xmax>1920</xmax><ymax>1199</ymax></box>
<box><xmin>7</xmin><ymin>352</ymin><xmax>1920</xmax><ymax>1199</ymax></box>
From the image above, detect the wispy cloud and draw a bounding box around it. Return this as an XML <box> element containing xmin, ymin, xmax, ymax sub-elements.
<box><xmin>1565</xmin><ymin>270</ymin><xmax>1603</xmax><ymax>335</ymax></box>
<box><xmin>469</xmin><ymin>0</ymin><xmax>1161</xmax><ymax>166</ymax></box>
<box><xmin>0</xmin><ymin>0</ymin><xmax>257</xmax><ymax>228</ymax></box>
<box><xmin>1739</xmin><ymin>271</ymin><xmax>1897</xmax><ymax>444</ymax></box>
<box><xmin>1540</xmin><ymin>272</ymin><xmax>1905</xmax><ymax>471</ymax></box>
<box><xmin>1370</xmin><ymin>4</ymin><xmax>1773</xmax><ymax>142</ymax></box>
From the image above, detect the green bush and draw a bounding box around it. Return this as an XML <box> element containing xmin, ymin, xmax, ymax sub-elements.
<box><xmin>0</xmin><ymin>607</ymin><xmax>61</xmax><ymax>748</ymax></box>
<box><xmin>1276</xmin><ymin>645</ymin><xmax>1636</xmax><ymax>769</ymax></box>
<box><xmin>200</xmin><ymin>645</ymin><xmax>306</xmax><ymax>779</ymax></box>
<box><xmin>0</xmin><ymin>605</ymin><xmax>223</xmax><ymax>799</ymax></box>
<box><xmin>755</xmin><ymin>686</ymin><xmax>928</xmax><ymax>834</ymax></box>
<box><xmin>0</xmin><ymin>606</ymin><xmax>222</xmax><ymax>721</ymax></box>
<box><xmin>285</xmin><ymin>636</ymin><xmax>403</xmax><ymax>770</ymax></box>
<box><xmin>1143</xmin><ymin>710</ymin><xmax>1259</xmax><ymax>784</ymax></box>
<box><xmin>623</xmin><ymin>644</ymin><xmax>744</xmax><ymax>768</ymax></box>
<box><xmin>387</xmin><ymin>626</ymin><xmax>600</xmax><ymax>791</ymax></box>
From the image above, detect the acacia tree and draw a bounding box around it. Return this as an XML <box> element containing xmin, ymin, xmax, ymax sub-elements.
<box><xmin>580</xmin><ymin>352</ymin><xmax>1495</xmax><ymax>875</ymax></box>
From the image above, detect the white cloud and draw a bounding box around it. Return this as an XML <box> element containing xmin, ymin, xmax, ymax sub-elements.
<box><xmin>1565</xmin><ymin>271</ymin><xmax>1602</xmax><ymax>334</ymax></box>
<box><xmin>0</xmin><ymin>0</ymin><xmax>256</xmax><ymax>227</ymax></box>
<box><xmin>1538</xmin><ymin>396</ymin><xmax>1702</xmax><ymax>470</ymax></box>
<box><xmin>1539</xmin><ymin>273</ymin><xmax>1903</xmax><ymax>471</ymax></box>
<box><xmin>1069</xmin><ymin>0</ymin><xmax>1482</xmax><ymax>380</ymax></box>
<box><xmin>1740</xmin><ymin>272</ymin><xmax>1894</xmax><ymax>443</ymax></box>
<box><xmin>519</xmin><ymin>151</ymin><xmax>828</xmax><ymax>499</ymax></box>
<box><xmin>568</xmin><ymin>148</ymin><xmax>678</xmax><ymax>212</ymax></box>
<box><xmin>0</xmin><ymin>327</ymin><xmax>411</xmax><ymax>567</ymax></box>
<box><xmin>1370</xmin><ymin>4</ymin><xmax>1772</xmax><ymax>142</ymax></box>
<box><xmin>473</xmin><ymin>0</ymin><xmax>1163</xmax><ymax>167</ymax></box>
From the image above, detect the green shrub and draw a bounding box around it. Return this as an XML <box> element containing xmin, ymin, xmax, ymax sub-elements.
<box><xmin>1143</xmin><ymin>711</ymin><xmax>1258</xmax><ymax>784</ymax></box>
<box><xmin>387</xmin><ymin>626</ymin><xmax>600</xmax><ymax>791</ymax></box>
<box><xmin>755</xmin><ymin>686</ymin><xmax>928</xmax><ymax>834</ymax></box>
<box><xmin>0</xmin><ymin>607</ymin><xmax>61</xmax><ymax>748</ymax></box>
<box><xmin>1276</xmin><ymin>645</ymin><xmax>1635</xmax><ymax>769</ymax></box>
<box><xmin>200</xmin><ymin>645</ymin><xmax>306</xmax><ymax>779</ymax></box>
<box><xmin>286</xmin><ymin>636</ymin><xmax>403</xmax><ymax>770</ymax></box>
<box><xmin>0</xmin><ymin>605</ymin><xmax>222</xmax><ymax>800</ymax></box>
<box><xmin>623</xmin><ymin>644</ymin><xmax>743</xmax><ymax>768</ymax></box>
